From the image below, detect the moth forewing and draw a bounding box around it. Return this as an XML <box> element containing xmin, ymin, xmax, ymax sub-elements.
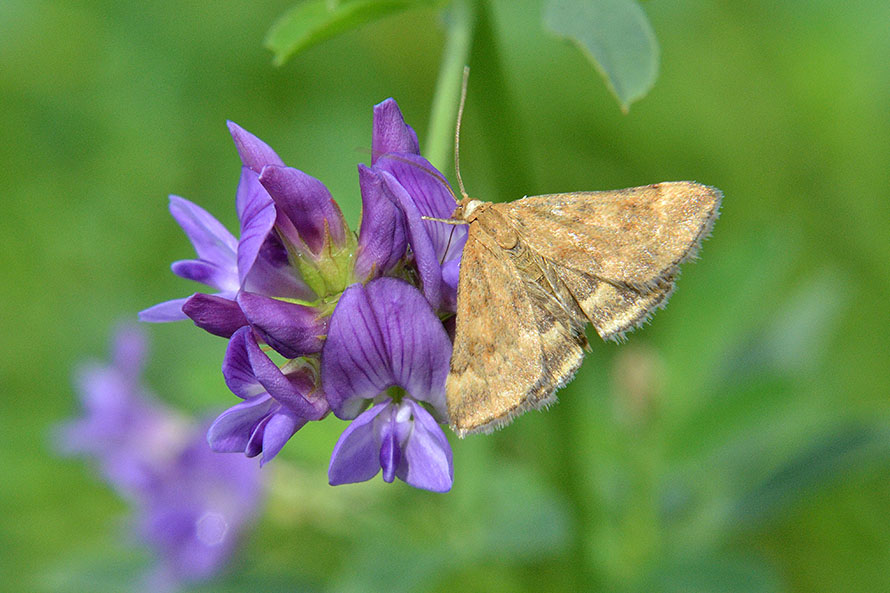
<box><xmin>500</xmin><ymin>182</ymin><xmax>722</xmax><ymax>290</ymax></box>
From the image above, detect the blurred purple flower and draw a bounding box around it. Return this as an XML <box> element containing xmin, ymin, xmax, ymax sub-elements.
<box><xmin>138</xmin><ymin>431</ymin><xmax>261</xmax><ymax>592</ymax></box>
<box><xmin>208</xmin><ymin>326</ymin><xmax>329</xmax><ymax>464</ymax></box>
<box><xmin>322</xmin><ymin>278</ymin><xmax>454</xmax><ymax>492</ymax></box>
<box><xmin>56</xmin><ymin>326</ymin><xmax>262</xmax><ymax>591</ymax></box>
<box><xmin>57</xmin><ymin>325</ymin><xmax>186</xmax><ymax>497</ymax></box>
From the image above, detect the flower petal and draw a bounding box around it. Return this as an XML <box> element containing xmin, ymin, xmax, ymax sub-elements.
<box><xmin>234</xmin><ymin>168</ymin><xmax>277</xmax><ymax>286</ymax></box>
<box><xmin>371</xmin><ymin>98</ymin><xmax>420</xmax><ymax>162</ymax></box>
<box><xmin>258</xmin><ymin>165</ymin><xmax>347</xmax><ymax>253</ymax></box>
<box><xmin>378</xmin><ymin>407</ymin><xmax>401</xmax><ymax>483</ymax></box>
<box><xmin>242</xmin><ymin>232</ymin><xmax>315</xmax><ymax>301</ymax></box>
<box><xmin>374</xmin><ymin>154</ymin><xmax>457</xmax><ymax>220</ymax></box>
<box><xmin>227</xmin><ymin>121</ymin><xmax>286</xmax><ymax>174</ymax></box>
<box><xmin>321</xmin><ymin>283</ymin><xmax>397</xmax><ymax>418</ymax></box>
<box><xmin>397</xmin><ymin>400</ymin><xmax>453</xmax><ymax>492</ymax></box>
<box><xmin>168</xmin><ymin>196</ymin><xmax>238</xmax><ymax>269</ymax></box>
<box><xmin>354</xmin><ymin>165</ymin><xmax>408</xmax><ymax>281</ymax></box>
<box><xmin>207</xmin><ymin>395</ymin><xmax>276</xmax><ymax>453</ymax></box>
<box><xmin>321</xmin><ymin>278</ymin><xmax>451</xmax><ymax>419</ymax></box>
<box><xmin>441</xmin><ymin>252</ymin><xmax>462</xmax><ymax>291</ymax></box>
<box><xmin>171</xmin><ymin>260</ymin><xmax>240</xmax><ymax>292</ymax></box>
<box><xmin>328</xmin><ymin>401</ymin><xmax>390</xmax><ymax>486</ymax></box>
<box><xmin>242</xmin><ymin>328</ymin><xmax>328</xmax><ymax>419</ymax></box>
<box><xmin>182</xmin><ymin>293</ymin><xmax>247</xmax><ymax>338</ymax></box>
<box><xmin>222</xmin><ymin>327</ymin><xmax>266</xmax><ymax>399</ymax></box>
<box><xmin>237</xmin><ymin>292</ymin><xmax>325</xmax><ymax>359</ymax></box>
<box><xmin>139</xmin><ymin>298</ymin><xmax>190</xmax><ymax>323</ymax></box>
<box><xmin>364</xmin><ymin>279</ymin><xmax>450</xmax><ymax>415</ymax></box>
<box><xmin>374</xmin><ymin>154</ymin><xmax>467</xmax><ymax>311</ymax></box>
<box><xmin>259</xmin><ymin>410</ymin><xmax>307</xmax><ymax>465</ymax></box>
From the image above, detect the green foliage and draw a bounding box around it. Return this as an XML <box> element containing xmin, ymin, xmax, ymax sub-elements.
<box><xmin>268</xmin><ymin>0</ymin><xmax>660</xmax><ymax>112</ymax></box>
<box><xmin>543</xmin><ymin>0</ymin><xmax>659</xmax><ymax>111</ymax></box>
<box><xmin>266</xmin><ymin>0</ymin><xmax>445</xmax><ymax>66</ymax></box>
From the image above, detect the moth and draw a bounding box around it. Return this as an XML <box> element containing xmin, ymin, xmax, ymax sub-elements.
<box><xmin>438</xmin><ymin>69</ymin><xmax>721</xmax><ymax>437</ymax></box>
<box><xmin>445</xmin><ymin>183</ymin><xmax>721</xmax><ymax>437</ymax></box>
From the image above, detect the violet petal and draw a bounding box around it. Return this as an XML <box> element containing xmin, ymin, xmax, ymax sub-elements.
<box><xmin>321</xmin><ymin>278</ymin><xmax>451</xmax><ymax>419</ymax></box>
<box><xmin>222</xmin><ymin>327</ymin><xmax>266</xmax><ymax>399</ymax></box>
<box><xmin>242</xmin><ymin>328</ymin><xmax>328</xmax><ymax>419</ymax></box>
<box><xmin>207</xmin><ymin>396</ymin><xmax>276</xmax><ymax>453</ymax></box>
<box><xmin>244</xmin><ymin>414</ymin><xmax>270</xmax><ymax>458</ymax></box>
<box><xmin>374</xmin><ymin>154</ymin><xmax>457</xmax><ymax>220</ymax></box>
<box><xmin>237</xmin><ymin>292</ymin><xmax>325</xmax><ymax>359</ymax></box>
<box><xmin>168</xmin><ymin>196</ymin><xmax>238</xmax><ymax>269</ymax></box>
<box><xmin>139</xmin><ymin>298</ymin><xmax>190</xmax><ymax>323</ymax></box>
<box><xmin>441</xmin><ymin>253</ymin><xmax>462</xmax><ymax>291</ymax></box>
<box><xmin>171</xmin><ymin>260</ymin><xmax>239</xmax><ymax>292</ymax></box>
<box><xmin>378</xmin><ymin>409</ymin><xmax>401</xmax><ymax>483</ymax></box>
<box><xmin>258</xmin><ymin>165</ymin><xmax>347</xmax><ymax>253</ymax></box>
<box><xmin>371</xmin><ymin>98</ymin><xmax>420</xmax><ymax>162</ymax></box>
<box><xmin>321</xmin><ymin>283</ymin><xmax>397</xmax><ymax>418</ymax></box>
<box><xmin>234</xmin><ymin>168</ymin><xmax>277</xmax><ymax>286</ymax></box>
<box><xmin>376</xmin><ymin>173</ymin><xmax>444</xmax><ymax>310</ymax></box>
<box><xmin>354</xmin><ymin>165</ymin><xmax>408</xmax><ymax>281</ymax></box>
<box><xmin>227</xmin><ymin>121</ymin><xmax>286</xmax><ymax>174</ymax></box>
<box><xmin>182</xmin><ymin>293</ymin><xmax>247</xmax><ymax>338</ymax></box>
<box><xmin>396</xmin><ymin>400</ymin><xmax>453</xmax><ymax>492</ymax></box>
<box><xmin>259</xmin><ymin>410</ymin><xmax>307</xmax><ymax>465</ymax></box>
<box><xmin>328</xmin><ymin>401</ymin><xmax>390</xmax><ymax>485</ymax></box>
<box><xmin>242</xmin><ymin>231</ymin><xmax>315</xmax><ymax>301</ymax></box>
<box><xmin>365</xmin><ymin>279</ymin><xmax>450</xmax><ymax>415</ymax></box>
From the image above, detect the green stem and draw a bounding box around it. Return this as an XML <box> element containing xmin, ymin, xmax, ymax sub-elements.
<box><xmin>424</xmin><ymin>0</ymin><xmax>476</xmax><ymax>172</ymax></box>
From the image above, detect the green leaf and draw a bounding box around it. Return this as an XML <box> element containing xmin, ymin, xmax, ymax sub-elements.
<box><xmin>266</xmin><ymin>0</ymin><xmax>437</xmax><ymax>66</ymax></box>
<box><xmin>543</xmin><ymin>0</ymin><xmax>660</xmax><ymax>111</ymax></box>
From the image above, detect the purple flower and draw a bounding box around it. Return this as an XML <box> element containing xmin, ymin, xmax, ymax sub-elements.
<box><xmin>322</xmin><ymin>278</ymin><xmax>454</xmax><ymax>492</ymax></box>
<box><xmin>138</xmin><ymin>430</ymin><xmax>262</xmax><ymax>592</ymax></box>
<box><xmin>367</xmin><ymin>98</ymin><xmax>467</xmax><ymax>311</ymax></box>
<box><xmin>56</xmin><ymin>326</ymin><xmax>262</xmax><ymax>591</ymax></box>
<box><xmin>139</xmin><ymin>166</ymin><xmax>313</xmax><ymax>337</ymax></box>
<box><xmin>57</xmin><ymin>326</ymin><xmax>188</xmax><ymax>496</ymax></box>
<box><xmin>208</xmin><ymin>326</ymin><xmax>329</xmax><ymax>464</ymax></box>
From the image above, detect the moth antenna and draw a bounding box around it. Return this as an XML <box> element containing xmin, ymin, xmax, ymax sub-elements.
<box><xmin>454</xmin><ymin>65</ymin><xmax>470</xmax><ymax>201</ymax></box>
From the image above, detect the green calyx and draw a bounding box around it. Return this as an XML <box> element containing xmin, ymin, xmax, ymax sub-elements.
<box><xmin>289</xmin><ymin>224</ymin><xmax>358</xmax><ymax>302</ymax></box>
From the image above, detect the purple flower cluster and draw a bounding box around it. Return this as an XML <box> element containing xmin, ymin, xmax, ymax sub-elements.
<box><xmin>57</xmin><ymin>326</ymin><xmax>262</xmax><ymax>592</ymax></box>
<box><xmin>141</xmin><ymin>99</ymin><xmax>466</xmax><ymax>492</ymax></box>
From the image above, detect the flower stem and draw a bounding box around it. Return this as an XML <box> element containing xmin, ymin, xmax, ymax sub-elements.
<box><xmin>425</xmin><ymin>0</ymin><xmax>476</xmax><ymax>172</ymax></box>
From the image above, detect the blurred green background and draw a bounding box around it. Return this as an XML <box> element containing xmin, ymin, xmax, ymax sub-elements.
<box><xmin>2</xmin><ymin>0</ymin><xmax>889</xmax><ymax>591</ymax></box>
